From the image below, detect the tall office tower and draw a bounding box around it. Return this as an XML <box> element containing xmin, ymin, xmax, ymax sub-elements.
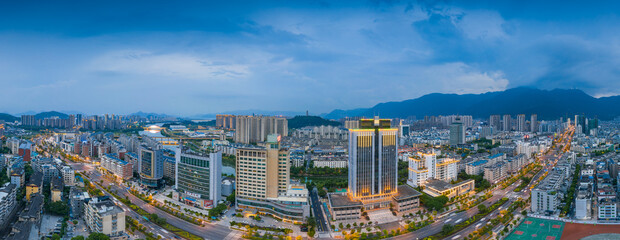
<box><xmin>586</xmin><ymin>118</ymin><xmax>599</xmax><ymax>135</ymax></box>
<box><xmin>234</xmin><ymin>115</ymin><xmax>288</xmax><ymax>144</ymax></box>
<box><xmin>517</xmin><ymin>114</ymin><xmax>526</xmax><ymax>132</ymax></box>
<box><xmin>489</xmin><ymin>115</ymin><xmax>501</xmax><ymax>129</ymax></box>
<box><xmin>449</xmin><ymin>117</ymin><xmax>465</xmax><ymax>146</ymax></box>
<box><xmin>138</xmin><ymin>145</ymin><xmax>164</xmax><ymax>188</ymax></box>
<box><xmin>531</xmin><ymin>114</ymin><xmax>538</xmax><ymax>133</ymax></box>
<box><xmin>574</xmin><ymin>115</ymin><xmax>587</xmax><ymax>134</ymax></box>
<box><xmin>502</xmin><ymin>114</ymin><xmax>511</xmax><ymax>131</ymax></box>
<box><xmin>236</xmin><ymin>134</ymin><xmax>309</xmax><ymax>221</ymax></box>
<box><xmin>348</xmin><ymin>117</ymin><xmax>398</xmax><ymax>209</ymax></box>
<box><xmin>175</xmin><ymin>148</ymin><xmax>222</xmax><ymax>209</ymax></box>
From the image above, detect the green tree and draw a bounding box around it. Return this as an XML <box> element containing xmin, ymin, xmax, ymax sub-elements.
<box><xmin>87</xmin><ymin>233</ymin><xmax>110</xmax><ymax>240</ymax></box>
<box><xmin>442</xmin><ymin>224</ymin><xmax>454</xmax><ymax>235</ymax></box>
<box><xmin>71</xmin><ymin>236</ymin><xmax>85</xmax><ymax>240</ymax></box>
<box><xmin>477</xmin><ymin>204</ymin><xmax>488</xmax><ymax>214</ymax></box>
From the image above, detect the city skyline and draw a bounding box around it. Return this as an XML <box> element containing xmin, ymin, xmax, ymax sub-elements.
<box><xmin>2</xmin><ymin>1</ymin><xmax>620</xmax><ymax>115</ymax></box>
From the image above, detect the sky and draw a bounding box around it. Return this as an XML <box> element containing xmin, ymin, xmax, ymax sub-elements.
<box><xmin>2</xmin><ymin>0</ymin><xmax>620</xmax><ymax>116</ymax></box>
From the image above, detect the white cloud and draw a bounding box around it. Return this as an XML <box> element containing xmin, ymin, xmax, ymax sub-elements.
<box><xmin>419</xmin><ymin>62</ymin><xmax>509</xmax><ymax>94</ymax></box>
<box><xmin>88</xmin><ymin>50</ymin><xmax>251</xmax><ymax>81</ymax></box>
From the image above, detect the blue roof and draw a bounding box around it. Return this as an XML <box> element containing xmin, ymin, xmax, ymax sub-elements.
<box><xmin>105</xmin><ymin>153</ymin><xmax>128</xmax><ymax>165</ymax></box>
<box><xmin>469</xmin><ymin>160</ymin><xmax>488</xmax><ymax>166</ymax></box>
<box><xmin>489</xmin><ymin>153</ymin><xmax>504</xmax><ymax>159</ymax></box>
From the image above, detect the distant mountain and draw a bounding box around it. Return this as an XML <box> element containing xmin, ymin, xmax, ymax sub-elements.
<box><xmin>129</xmin><ymin>111</ymin><xmax>176</xmax><ymax>118</ymax></box>
<box><xmin>35</xmin><ymin>111</ymin><xmax>68</xmax><ymax>119</ymax></box>
<box><xmin>0</xmin><ymin>113</ymin><xmax>18</xmax><ymax>122</ymax></box>
<box><xmin>323</xmin><ymin>87</ymin><xmax>620</xmax><ymax>120</ymax></box>
<box><xmin>191</xmin><ymin>109</ymin><xmax>306</xmax><ymax>119</ymax></box>
<box><xmin>288</xmin><ymin>116</ymin><xmax>341</xmax><ymax>129</ymax></box>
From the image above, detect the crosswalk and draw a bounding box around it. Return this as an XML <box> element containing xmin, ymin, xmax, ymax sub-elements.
<box><xmin>222</xmin><ymin>230</ymin><xmax>244</xmax><ymax>240</ymax></box>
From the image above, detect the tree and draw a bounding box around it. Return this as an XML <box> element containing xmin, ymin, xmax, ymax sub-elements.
<box><xmin>51</xmin><ymin>234</ymin><xmax>61</xmax><ymax>240</ymax></box>
<box><xmin>478</xmin><ymin>204</ymin><xmax>488</xmax><ymax>214</ymax></box>
<box><xmin>87</xmin><ymin>233</ymin><xmax>110</xmax><ymax>240</ymax></box>
<box><xmin>71</xmin><ymin>236</ymin><xmax>85</xmax><ymax>240</ymax></box>
<box><xmin>227</xmin><ymin>191</ymin><xmax>236</xmax><ymax>203</ymax></box>
<box><xmin>442</xmin><ymin>224</ymin><xmax>454</xmax><ymax>235</ymax></box>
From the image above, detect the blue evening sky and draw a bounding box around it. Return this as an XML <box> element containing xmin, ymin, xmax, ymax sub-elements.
<box><xmin>1</xmin><ymin>0</ymin><xmax>620</xmax><ymax>116</ymax></box>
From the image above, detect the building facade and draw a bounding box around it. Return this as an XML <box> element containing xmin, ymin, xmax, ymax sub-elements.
<box><xmin>175</xmin><ymin>149</ymin><xmax>222</xmax><ymax>209</ymax></box>
<box><xmin>138</xmin><ymin>146</ymin><xmax>164</xmax><ymax>188</ymax></box>
<box><xmin>348</xmin><ymin>117</ymin><xmax>398</xmax><ymax>209</ymax></box>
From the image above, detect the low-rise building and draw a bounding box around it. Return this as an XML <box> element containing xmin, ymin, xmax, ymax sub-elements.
<box><xmin>101</xmin><ymin>154</ymin><xmax>133</xmax><ymax>180</ymax></box>
<box><xmin>484</xmin><ymin>162</ymin><xmax>507</xmax><ymax>183</ymax></box>
<box><xmin>598</xmin><ymin>198</ymin><xmax>617</xmax><ymax>220</ymax></box>
<box><xmin>327</xmin><ymin>193</ymin><xmax>362</xmax><ymax>221</ymax></box>
<box><xmin>85</xmin><ymin>197</ymin><xmax>127</xmax><ymax>239</ymax></box>
<box><xmin>51</xmin><ymin>177</ymin><xmax>63</xmax><ymax>202</ymax></box>
<box><xmin>10</xmin><ymin>167</ymin><xmax>24</xmax><ymax>188</ymax></box>
<box><xmin>423</xmin><ymin>179</ymin><xmax>475</xmax><ymax>199</ymax></box>
<box><xmin>61</xmin><ymin>166</ymin><xmax>75</xmax><ymax>186</ymax></box>
<box><xmin>465</xmin><ymin>160</ymin><xmax>488</xmax><ymax>175</ymax></box>
<box><xmin>391</xmin><ymin>185</ymin><xmax>422</xmax><ymax>213</ymax></box>
<box><xmin>0</xmin><ymin>183</ymin><xmax>17</xmax><ymax>225</ymax></box>
<box><xmin>26</xmin><ymin>172</ymin><xmax>43</xmax><ymax>201</ymax></box>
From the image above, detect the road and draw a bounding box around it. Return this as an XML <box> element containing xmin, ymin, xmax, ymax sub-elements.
<box><xmin>310</xmin><ymin>188</ymin><xmax>329</xmax><ymax>233</ymax></box>
<box><xmin>444</xmin><ymin>126</ymin><xmax>575</xmax><ymax>239</ymax></box>
<box><xmin>64</xmin><ymin>162</ymin><xmax>177</xmax><ymax>239</ymax></box>
<box><xmin>63</xmin><ymin>157</ymin><xmax>240</xmax><ymax>240</ymax></box>
<box><xmin>394</xmin><ymin>127</ymin><xmax>574</xmax><ymax>240</ymax></box>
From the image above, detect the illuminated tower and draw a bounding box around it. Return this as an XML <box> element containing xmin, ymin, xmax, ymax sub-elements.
<box><xmin>348</xmin><ymin>116</ymin><xmax>398</xmax><ymax>209</ymax></box>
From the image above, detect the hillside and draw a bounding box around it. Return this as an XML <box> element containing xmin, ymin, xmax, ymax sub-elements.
<box><xmin>35</xmin><ymin>111</ymin><xmax>68</xmax><ymax>119</ymax></box>
<box><xmin>288</xmin><ymin>116</ymin><xmax>341</xmax><ymax>129</ymax></box>
<box><xmin>323</xmin><ymin>87</ymin><xmax>620</xmax><ymax>120</ymax></box>
<box><xmin>0</xmin><ymin>113</ymin><xmax>18</xmax><ymax>122</ymax></box>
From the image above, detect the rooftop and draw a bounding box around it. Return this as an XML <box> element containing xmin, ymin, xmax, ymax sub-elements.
<box><xmin>393</xmin><ymin>185</ymin><xmax>422</xmax><ymax>200</ymax></box>
<box><xmin>328</xmin><ymin>193</ymin><xmax>362</xmax><ymax>208</ymax></box>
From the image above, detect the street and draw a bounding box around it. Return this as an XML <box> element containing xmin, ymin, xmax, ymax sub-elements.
<box><xmin>64</xmin><ymin>159</ymin><xmax>240</xmax><ymax>240</ymax></box>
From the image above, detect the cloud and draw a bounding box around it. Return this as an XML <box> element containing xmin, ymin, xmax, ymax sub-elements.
<box><xmin>88</xmin><ymin>50</ymin><xmax>251</xmax><ymax>81</ymax></box>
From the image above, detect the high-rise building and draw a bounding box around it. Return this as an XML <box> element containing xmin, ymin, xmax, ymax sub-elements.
<box><xmin>76</xmin><ymin>114</ymin><xmax>83</xmax><ymax>126</ymax></box>
<box><xmin>234</xmin><ymin>116</ymin><xmax>288</xmax><ymax>144</ymax></box>
<box><xmin>236</xmin><ymin>134</ymin><xmax>309</xmax><ymax>222</ymax></box>
<box><xmin>216</xmin><ymin>114</ymin><xmax>236</xmax><ymax>129</ymax></box>
<box><xmin>175</xmin><ymin>148</ymin><xmax>222</xmax><ymax>209</ymax></box>
<box><xmin>449</xmin><ymin>117</ymin><xmax>465</xmax><ymax>146</ymax></box>
<box><xmin>517</xmin><ymin>114</ymin><xmax>526</xmax><ymax>132</ymax></box>
<box><xmin>502</xmin><ymin>114</ymin><xmax>511</xmax><ymax>131</ymax></box>
<box><xmin>348</xmin><ymin>117</ymin><xmax>398</xmax><ymax>209</ymax></box>
<box><xmin>530</xmin><ymin>114</ymin><xmax>538</xmax><ymax>133</ymax></box>
<box><xmin>138</xmin><ymin>145</ymin><xmax>164</xmax><ymax>188</ymax></box>
<box><xmin>489</xmin><ymin>115</ymin><xmax>501</xmax><ymax>130</ymax></box>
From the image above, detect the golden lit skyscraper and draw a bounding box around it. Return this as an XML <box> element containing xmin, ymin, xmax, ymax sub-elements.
<box><xmin>348</xmin><ymin>116</ymin><xmax>398</xmax><ymax>209</ymax></box>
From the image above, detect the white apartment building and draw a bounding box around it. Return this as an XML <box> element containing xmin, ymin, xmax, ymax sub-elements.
<box><xmin>61</xmin><ymin>166</ymin><xmax>75</xmax><ymax>186</ymax></box>
<box><xmin>407</xmin><ymin>151</ymin><xmax>458</xmax><ymax>187</ymax></box>
<box><xmin>0</xmin><ymin>184</ymin><xmax>17</xmax><ymax>225</ymax></box>
<box><xmin>85</xmin><ymin>197</ymin><xmax>126</xmax><ymax>238</ymax></box>
<box><xmin>598</xmin><ymin>198</ymin><xmax>617</xmax><ymax>220</ymax></box>
<box><xmin>313</xmin><ymin>160</ymin><xmax>347</xmax><ymax>168</ymax></box>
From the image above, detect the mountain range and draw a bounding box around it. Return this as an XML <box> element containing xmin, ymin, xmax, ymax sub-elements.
<box><xmin>324</xmin><ymin>87</ymin><xmax>620</xmax><ymax>120</ymax></box>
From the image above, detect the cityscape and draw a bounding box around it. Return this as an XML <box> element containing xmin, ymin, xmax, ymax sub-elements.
<box><xmin>1</xmin><ymin>1</ymin><xmax>620</xmax><ymax>240</ymax></box>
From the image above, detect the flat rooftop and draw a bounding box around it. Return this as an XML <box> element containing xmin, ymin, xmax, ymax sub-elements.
<box><xmin>393</xmin><ymin>185</ymin><xmax>422</xmax><ymax>200</ymax></box>
<box><xmin>328</xmin><ymin>193</ymin><xmax>362</xmax><ymax>208</ymax></box>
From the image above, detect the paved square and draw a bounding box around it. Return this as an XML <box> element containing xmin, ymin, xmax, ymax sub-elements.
<box><xmin>506</xmin><ymin>217</ymin><xmax>564</xmax><ymax>240</ymax></box>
